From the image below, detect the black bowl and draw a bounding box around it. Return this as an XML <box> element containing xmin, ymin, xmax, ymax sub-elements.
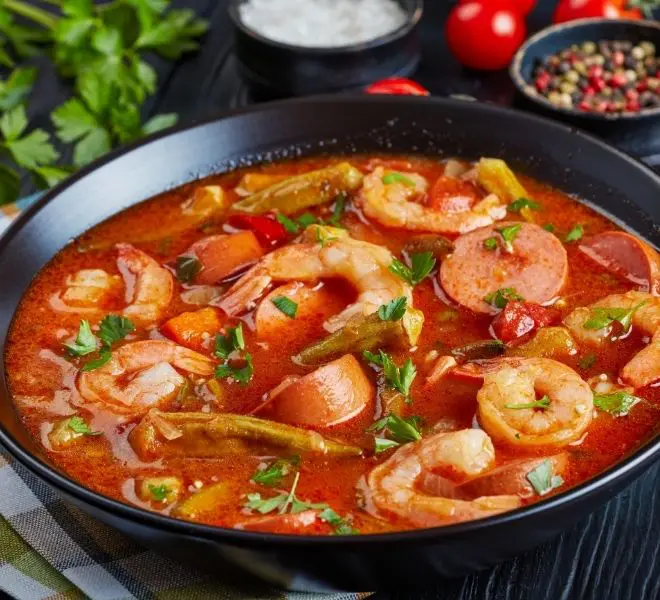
<box><xmin>228</xmin><ymin>0</ymin><xmax>423</xmax><ymax>97</ymax></box>
<box><xmin>510</xmin><ymin>18</ymin><xmax>660</xmax><ymax>155</ymax></box>
<box><xmin>1</xmin><ymin>97</ymin><xmax>660</xmax><ymax>592</ymax></box>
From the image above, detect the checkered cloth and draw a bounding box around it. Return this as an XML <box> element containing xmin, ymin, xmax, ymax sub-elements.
<box><xmin>0</xmin><ymin>197</ymin><xmax>370</xmax><ymax>600</ymax></box>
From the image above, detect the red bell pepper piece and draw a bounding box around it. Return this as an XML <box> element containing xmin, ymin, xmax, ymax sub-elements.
<box><xmin>228</xmin><ymin>214</ymin><xmax>288</xmax><ymax>246</ymax></box>
<box><xmin>364</xmin><ymin>78</ymin><xmax>430</xmax><ymax>96</ymax></box>
<box><xmin>492</xmin><ymin>301</ymin><xmax>559</xmax><ymax>343</ymax></box>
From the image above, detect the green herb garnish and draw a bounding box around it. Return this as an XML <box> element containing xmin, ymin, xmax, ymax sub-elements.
<box><xmin>296</xmin><ymin>213</ymin><xmax>318</xmax><ymax>228</ymax></box>
<box><xmin>275</xmin><ymin>213</ymin><xmax>300</xmax><ymax>234</ymax></box>
<box><xmin>64</xmin><ymin>320</ymin><xmax>97</xmax><ymax>356</ymax></box>
<box><xmin>509</xmin><ymin>197</ymin><xmax>541</xmax><ymax>212</ymax></box>
<box><xmin>318</xmin><ymin>507</ymin><xmax>359</xmax><ymax>535</ymax></box>
<box><xmin>367</xmin><ymin>413</ymin><xmax>422</xmax><ymax>452</ymax></box>
<box><xmin>148</xmin><ymin>484</ymin><xmax>171</xmax><ymax>502</ymax></box>
<box><xmin>377</xmin><ymin>297</ymin><xmax>407</xmax><ymax>321</ymax></box>
<box><xmin>98</xmin><ymin>315</ymin><xmax>134</xmax><ymax>346</ymax></box>
<box><xmin>504</xmin><ymin>395</ymin><xmax>550</xmax><ymax>410</ymax></box>
<box><xmin>564</xmin><ymin>225</ymin><xmax>584</xmax><ymax>243</ymax></box>
<box><xmin>214</xmin><ymin>324</ymin><xmax>245</xmax><ymax>359</ymax></box>
<box><xmin>495</xmin><ymin>223</ymin><xmax>522</xmax><ymax>253</ymax></box>
<box><xmin>483</xmin><ymin>237</ymin><xmax>498</xmax><ymax>251</ymax></box>
<box><xmin>578</xmin><ymin>353</ymin><xmax>597</xmax><ymax>369</ymax></box>
<box><xmin>251</xmin><ymin>455</ymin><xmax>300</xmax><ymax>487</ymax></box>
<box><xmin>543</xmin><ymin>223</ymin><xmax>556</xmax><ymax>232</ymax></box>
<box><xmin>363</xmin><ymin>350</ymin><xmax>416</xmax><ymax>401</ymax></box>
<box><xmin>526</xmin><ymin>460</ymin><xmax>564</xmax><ymax>496</ymax></box>
<box><xmin>593</xmin><ymin>391</ymin><xmax>641</xmax><ymax>417</ymax></box>
<box><xmin>389</xmin><ymin>251</ymin><xmax>436</xmax><ymax>286</ymax></box>
<box><xmin>66</xmin><ymin>415</ymin><xmax>101</xmax><ymax>436</ymax></box>
<box><xmin>382</xmin><ymin>172</ymin><xmax>416</xmax><ymax>187</ymax></box>
<box><xmin>175</xmin><ymin>255</ymin><xmax>201</xmax><ymax>283</ymax></box>
<box><xmin>215</xmin><ymin>353</ymin><xmax>253</xmax><ymax>384</ymax></box>
<box><xmin>328</xmin><ymin>193</ymin><xmax>346</xmax><ymax>226</ymax></box>
<box><xmin>483</xmin><ymin>287</ymin><xmax>524</xmax><ymax>309</ymax></box>
<box><xmin>583</xmin><ymin>301</ymin><xmax>646</xmax><ymax>333</ymax></box>
<box><xmin>271</xmin><ymin>296</ymin><xmax>298</xmax><ymax>319</ymax></box>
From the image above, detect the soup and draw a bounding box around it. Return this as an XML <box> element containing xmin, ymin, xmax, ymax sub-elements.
<box><xmin>5</xmin><ymin>155</ymin><xmax>660</xmax><ymax>535</ymax></box>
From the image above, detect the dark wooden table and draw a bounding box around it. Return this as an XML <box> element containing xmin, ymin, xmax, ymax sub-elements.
<box><xmin>18</xmin><ymin>1</ymin><xmax>660</xmax><ymax>598</ymax></box>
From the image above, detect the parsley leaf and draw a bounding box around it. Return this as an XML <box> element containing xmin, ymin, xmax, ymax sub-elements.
<box><xmin>377</xmin><ymin>296</ymin><xmax>407</xmax><ymax>321</ymax></box>
<box><xmin>483</xmin><ymin>287</ymin><xmax>524</xmax><ymax>309</ymax></box>
<box><xmin>98</xmin><ymin>315</ymin><xmax>134</xmax><ymax>346</ymax></box>
<box><xmin>367</xmin><ymin>413</ymin><xmax>422</xmax><ymax>452</ymax></box>
<box><xmin>504</xmin><ymin>395</ymin><xmax>550</xmax><ymax>410</ymax></box>
<box><xmin>148</xmin><ymin>483</ymin><xmax>170</xmax><ymax>501</ymax></box>
<box><xmin>593</xmin><ymin>391</ymin><xmax>640</xmax><ymax>417</ymax></box>
<box><xmin>318</xmin><ymin>507</ymin><xmax>359</xmax><ymax>535</ymax></box>
<box><xmin>66</xmin><ymin>415</ymin><xmax>101</xmax><ymax>436</ymax></box>
<box><xmin>564</xmin><ymin>224</ymin><xmax>584</xmax><ymax>243</ymax></box>
<box><xmin>495</xmin><ymin>223</ymin><xmax>522</xmax><ymax>253</ymax></box>
<box><xmin>80</xmin><ymin>346</ymin><xmax>112</xmax><ymax>371</ymax></box>
<box><xmin>215</xmin><ymin>353</ymin><xmax>253</xmax><ymax>384</ymax></box>
<box><xmin>389</xmin><ymin>252</ymin><xmax>436</xmax><ymax>286</ymax></box>
<box><xmin>214</xmin><ymin>324</ymin><xmax>245</xmax><ymax>359</ymax></box>
<box><xmin>271</xmin><ymin>296</ymin><xmax>298</xmax><ymax>319</ymax></box>
<box><xmin>0</xmin><ymin>67</ymin><xmax>37</xmax><ymax>111</ymax></box>
<box><xmin>252</xmin><ymin>455</ymin><xmax>300</xmax><ymax>487</ymax></box>
<box><xmin>526</xmin><ymin>460</ymin><xmax>564</xmax><ymax>496</ymax></box>
<box><xmin>583</xmin><ymin>301</ymin><xmax>645</xmax><ymax>333</ymax></box>
<box><xmin>175</xmin><ymin>255</ymin><xmax>201</xmax><ymax>283</ymax></box>
<box><xmin>483</xmin><ymin>237</ymin><xmax>498</xmax><ymax>251</ymax></box>
<box><xmin>64</xmin><ymin>320</ymin><xmax>98</xmax><ymax>356</ymax></box>
<box><xmin>374</xmin><ymin>438</ymin><xmax>400</xmax><ymax>453</ymax></box>
<box><xmin>382</xmin><ymin>172</ymin><xmax>416</xmax><ymax>187</ymax></box>
<box><xmin>244</xmin><ymin>492</ymin><xmax>288</xmax><ymax>514</ymax></box>
<box><xmin>508</xmin><ymin>197</ymin><xmax>540</xmax><ymax>212</ymax></box>
<box><xmin>543</xmin><ymin>223</ymin><xmax>556</xmax><ymax>232</ymax></box>
<box><xmin>328</xmin><ymin>193</ymin><xmax>346</xmax><ymax>226</ymax></box>
<box><xmin>362</xmin><ymin>350</ymin><xmax>416</xmax><ymax>400</ymax></box>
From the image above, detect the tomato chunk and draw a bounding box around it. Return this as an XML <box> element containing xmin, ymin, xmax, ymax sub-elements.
<box><xmin>492</xmin><ymin>301</ymin><xmax>558</xmax><ymax>343</ymax></box>
<box><xmin>161</xmin><ymin>307</ymin><xmax>224</xmax><ymax>352</ymax></box>
<box><xmin>228</xmin><ymin>214</ymin><xmax>288</xmax><ymax>246</ymax></box>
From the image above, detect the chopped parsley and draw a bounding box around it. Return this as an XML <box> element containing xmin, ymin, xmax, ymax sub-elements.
<box><xmin>483</xmin><ymin>287</ymin><xmax>525</xmax><ymax>309</ymax></box>
<box><xmin>367</xmin><ymin>413</ymin><xmax>422</xmax><ymax>452</ymax></box>
<box><xmin>593</xmin><ymin>391</ymin><xmax>641</xmax><ymax>417</ymax></box>
<box><xmin>495</xmin><ymin>223</ymin><xmax>522</xmax><ymax>253</ymax></box>
<box><xmin>363</xmin><ymin>350</ymin><xmax>417</xmax><ymax>402</ymax></box>
<box><xmin>508</xmin><ymin>197</ymin><xmax>541</xmax><ymax>212</ymax></box>
<box><xmin>64</xmin><ymin>320</ymin><xmax>98</xmax><ymax>356</ymax></box>
<box><xmin>271</xmin><ymin>296</ymin><xmax>298</xmax><ymax>319</ymax></box>
<box><xmin>564</xmin><ymin>225</ymin><xmax>584</xmax><ymax>243</ymax></box>
<box><xmin>81</xmin><ymin>347</ymin><xmax>112</xmax><ymax>372</ymax></box>
<box><xmin>543</xmin><ymin>223</ymin><xmax>556</xmax><ymax>232</ymax></box>
<box><xmin>328</xmin><ymin>193</ymin><xmax>346</xmax><ymax>227</ymax></box>
<box><xmin>148</xmin><ymin>484</ymin><xmax>171</xmax><ymax>502</ymax></box>
<box><xmin>483</xmin><ymin>237</ymin><xmax>498</xmax><ymax>251</ymax></box>
<box><xmin>98</xmin><ymin>315</ymin><xmax>135</xmax><ymax>346</ymax></box>
<box><xmin>382</xmin><ymin>172</ymin><xmax>416</xmax><ymax>187</ymax></box>
<box><xmin>214</xmin><ymin>324</ymin><xmax>252</xmax><ymax>384</ymax></box>
<box><xmin>275</xmin><ymin>212</ymin><xmax>300</xmax><ymax>234</ymax></box>
<box><xmin>251</xmin><ymin>456</ymin><xmax>300</xmax><ymax>487</ymax></box>
<box><xmin>504</xmin><ymin>395</ymin><xmax>550</xmax><ymax>410</ymax></box>
<box><xmin>389</xmin><ymin>251</ymin><xmax>436</xmax><ymax>286</ymax></box>
<box><xmin>578</xmin><ymin>353</ymin><xmax>597</xmax><ymax>369</ymax></box>
<box><xmin>526</xmin><ymin>460</ymin><xmax>564</xmax><ymax>496</ymax></box>
<box><xmin>66</xmin><ymin>416</ymin><xmax>101</xmax><ymax>436</ymax></box>
<box><xmin>377</xmin><ymin>297</ymin><xmax>408</xmax><ymax>321</ymax></box>
<box><xmin>175</xmin><ymin>255</ymin><xmax>202</xmax><ymax>283</ymax></box>
<box><xmin>583</xmin><ymin>301</ymin><xmax>645</xmax><ymax>333</ymax></box>
<box><xmin>318</xmin><ymin>507</ymin><xmax>359</xmax><ymax>535</ymax></box>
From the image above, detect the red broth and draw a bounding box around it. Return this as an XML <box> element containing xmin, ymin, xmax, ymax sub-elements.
<box><xmin>5</xmin><ymin>155</ymin><xmax>659</xmax><ymax>535</ymax></box>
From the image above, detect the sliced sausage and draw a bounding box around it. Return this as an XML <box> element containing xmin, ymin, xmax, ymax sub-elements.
<box><xmin>237</xmin><ymin>510</ymin><xmax>320</xmax><ymax>533</ymax></box>
<box><xmin>255</xmin><ymin>355</ymin><xmax>372</xmax><ymax>427</ymax></box>
<box><xmin>420</xmin><ymin>454</ymin><xmax>568</xmax><ymax>500</ymax></box>
<box><xmin>188</xmin><ymin>232</ymin><xmax>263</xmax><ymax>285</ymax></box>
<box><xmin>440</xmin><ymin>222</ymin><xmax>568</xmax><ymax>314</ymax></box>
<box><xmin>254</xmin><ymin>282</ymin><xmax>346</xmax><ymax>338</ymax></box>
<box><xmin>579</xmin><ymin>231</ymin><xmax>660</xmax><ymax>294</ymax></box>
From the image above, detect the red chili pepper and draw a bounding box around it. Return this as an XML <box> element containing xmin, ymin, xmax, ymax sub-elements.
<box><xmin>364</xmin><ymin>78</ymin><xmax>430</xmax><ymax>96</ymax></box>
<box><xmin>492</xmin><ymin>301</ymin><xmax>559</xmax><ymax>343</ymax></box>
<box><xmin>227</xmin><ymin>214</ymin><xmax>288</xmax><ymax>246</ymax></box>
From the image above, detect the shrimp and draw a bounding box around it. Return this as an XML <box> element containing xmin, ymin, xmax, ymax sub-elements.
<box><xmin>78</xmin><ymin>340</ymin><xmax>214</xmax><ymax>414</ymax></box>
<box><xmin>60</xmin><ymin>269</ymin><xmax>122</xmax><ymax>308</ymax></box>
<box><xmin>366</xmin><ymin>429</ymin><xmax>521</xmax><ymax>527</ymax></box>
<box><xmin>563</xmin><ymin>291</ymin><xmax>660</xmax><ymax>388</ymax></box>
<box><xmin>357</xmin><ymin>167</ymin><xmax>507</xmax><ymax>234</ymax></box>
<box><xmin>218</xmin><ymin>226</ymin><xmax>412</xmax><ymax>333</ymax></box>
<box><xmin>477</xmin><ymin>358</ymin><xmax>593</xmax><ymax>448</ymax></box>
<box><xmin>116</xmin><ymin>244</ymin><xmax>174</xmax><ymax>325</ymax></box>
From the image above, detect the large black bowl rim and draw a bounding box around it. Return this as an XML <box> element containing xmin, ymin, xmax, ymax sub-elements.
<box><xmin>1</xmin><ymin>95</ymin><xmax>660</xmax><ymax>548</ymax></box>
<box><xmin>227</xmin><ymin>0</ymin><xmax>423</xmax><ymax>55</ymax></box>
<box><xmin>510</xmin><ymin>17</ymin><xmax>660</xmax><ymax>122</ymax></box>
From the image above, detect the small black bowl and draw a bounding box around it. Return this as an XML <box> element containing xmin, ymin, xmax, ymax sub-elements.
<box><xmin>510</xmin><ymin>18</ymin><xmax>660</xmax><ymax>156</ymax></box>
<box><xmin>228</xmin><ymin>0</ymin><xmax>423</xmax><ymax>98</ymax></box>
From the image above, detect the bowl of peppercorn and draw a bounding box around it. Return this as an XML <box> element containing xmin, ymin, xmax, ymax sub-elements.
<box><xmin>510</xmin><ymin>18</ymin><xmax>660</xmax><ymax>156</ymax></box>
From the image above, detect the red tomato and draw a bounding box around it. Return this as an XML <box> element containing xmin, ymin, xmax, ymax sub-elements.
<box><xmin>446</xmin><ymin>0</ymin><xmax>526</xmax><ymax>71</ymax></box>
<box><xmin>460</xmin><ymin>0</ymin><xmax>537</xmax><ymax>16</ymax></box>
<box><xmin>553</xmin><ymin>0</ymin><xmax>642</xmax><ymax>23</ymax></box>
<box><xmin>227</xmin><ymin>214</ymin><xmax>288</xmax><ymax>246</ymax></box>
<box><xmin>492</xmin><ymin>301</ymin><xmax>558</xmax><ymax>343</ymax></box>
<box><xmin>364</xmin><ymin>78</ymin><xmax>430</xmax><ymax>96</ymax></box>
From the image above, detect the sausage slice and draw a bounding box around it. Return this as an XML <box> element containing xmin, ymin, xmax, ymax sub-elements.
<box><xmin>440</xmin><ymin>222</ymin><xmax>568</xmax><ymax>314</ymax></box>
<box><xmin>579</xmin><ymin>231</ymin><xmax>660</xmax><ymax>294</ymax></box>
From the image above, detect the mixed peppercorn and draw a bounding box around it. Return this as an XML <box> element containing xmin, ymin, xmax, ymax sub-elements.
<box><xmin>531</xmin><ymin>40</ymin><xmax>660</xmax><ymax>115</ymax></box>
